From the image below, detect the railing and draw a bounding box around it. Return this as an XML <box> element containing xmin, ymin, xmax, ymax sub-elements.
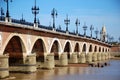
<box><xmin>56</xmin><ymin>29</ymin><xmax>66</xmax><ymax>33</ymax></box>
<box><xmin>0</xmin><ymin>16</ymin><xmax>5</xmax><ymax>21</ymax></box>
<box><xmin>38</xmin><ymin>25</ymin><xmax>52</xmax><ymax>30</ymax></box>
<box><xmin>12</xmin><ymin>18</ymin><xmax>34</xmax><ymax>26</ymax></box>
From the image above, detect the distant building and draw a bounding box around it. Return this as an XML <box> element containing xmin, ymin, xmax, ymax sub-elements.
<box><xmin>111</xmin><ymin>44</ymin><xmax>120</xmax><ymax>52</ymax></box>
<box><xmin>100</xmin><ymin>25</ymin><xmax>106</xmax><ymax>41</ymax></box>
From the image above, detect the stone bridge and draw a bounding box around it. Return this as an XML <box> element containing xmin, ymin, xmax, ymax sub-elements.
<box><xmin>0</xmin><ymin>17</ymin><xmax>111</xmax><ymax>78</ymax></box>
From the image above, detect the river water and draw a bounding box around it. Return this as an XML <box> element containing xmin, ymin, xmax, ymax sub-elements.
<box><xmin>7</xmin><ymin>60</ymin><xmax>120</xmax><ymax>80</ymax></box>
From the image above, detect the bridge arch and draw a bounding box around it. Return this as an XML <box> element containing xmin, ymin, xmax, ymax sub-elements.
<box><xmin>2</xmin><ymin>33</ymin><xmax>27</xmax><ymax>54</ymax></box>
<box><xmin>102</xmin><ymin>48</ymin><xmax>104</xmax><ymax>52</ymax></box>
<box><xmin>82</xmin><ymin>43</ymin><xmax>87</xmax><ymax>53</ymax></box>
<box><xmin>30</xmin><ymin>37</ymin><xmax>47</xmax><ymax>62</ymax></box>
<box><xmin>94</xmin><ymin>46</ymin><xmax>97</xmax><ymax>52</ymax></box>
<box><xmin>30</xmin><ymin>37</ymin><xmax>47</xmax><ymax>53</ymax></box>
<box><xmin>49</xmin><ymin>38</ymin><xmax>62</xmax><ymax>53</ymax></box>
<box><xmin>99</xmin><ymin>47</ymin><xmax>101</xmax><ymax>52</ymax></box>
<box><xmin>89</xmin><ymin>44</ymin><xmax>93</xmax><ymax>52</ymax></box>
<box><xmin>105</xmin><ymin>48</ymin><xmax>107</xmax><ymax>52</ymax></box>
<box><xmin>49</xmin><ymin>38</ymin><xmax>62</xmax><ymax>60</ymax></box>
<box><xmin>63</xmin><ymin>40</ymin><xmax>72</xmax><ymax>52</ymax></box>
<box><xmin>74</xmin><ymin>42</ymin><xmax>80</xmax><ymax>52</ymax></box>
<box><xmin>63</xmin><ymin>40</ymin><xmax>72</xmax><ymax>59</ymax></box>
<box><xmin>3</xmin><ymin>33</ymin><xmax>27</xmax><ymax>65</ymax></box>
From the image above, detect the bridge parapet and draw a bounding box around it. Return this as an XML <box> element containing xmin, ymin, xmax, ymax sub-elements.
<box><xmin>0</xmin><ymin>16</ymin><xmax>5</xmax><ymax>22</ymax></box>
<box><xmin>0</xmin><ymin>16</ymin><xmax>112</xmax><ymax>47</ymax></box>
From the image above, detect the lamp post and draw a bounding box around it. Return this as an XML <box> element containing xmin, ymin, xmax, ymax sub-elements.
<box><xmin>75</xmin><ymin>18</ymin><xmax>80</xmax><ymax>35</ymax></box>
<box><xmin>0</xmin><ymin>7</ymin><xmax>4</xmax><ymax>17</ymax></box>
<box><xmin>51</xmin><ymin>8</ymin><xmax>58</xmax><ymax>30</ymax></box>
<box><xmin>94</xmin><ymin>28</ymin><xmax>99</xmax><ymax>39</ymax></box>
<box><xmin>31</xmin><ymin>0</ymin><xmax>39</xmax><ymax>24</ymax></box>
<box><xmin>90</xmin><ymin>25</ymin><xmax>94</xmax><ymax>38</ymax></box>
<box><xmin>83</xmin><ymin>22</ymin><xmax>87</xmax><ymax>36</ymax></box>
<box><xmin>64</xmin><ymin>14</ymin><xmax>70</xmax><ymax>33</ymax></box>
<box><xmin>20</xmin><ymin>14</ymin><xmax>25</xmax><ymax>22</ymax></box>
<box><xmin>4</xmin><ymin>0</ymin><xmax>12</xmax><ymax>17</ymax></box>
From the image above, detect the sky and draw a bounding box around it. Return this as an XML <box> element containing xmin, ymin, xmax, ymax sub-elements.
<box><xmin>0</xmin><ymin>0</ymin><xmax>120</xmax><ymax>41</ymax></box>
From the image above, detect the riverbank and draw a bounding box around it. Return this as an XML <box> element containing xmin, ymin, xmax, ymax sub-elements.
<box><xmin>68</xmin><ymin>63</ymin><xmax>89</xmax><ymax>67</ymax></box>
<box><xmin>112</xmin><ymin>57</ymin><xmax>120</xmax><ymax>60</ymax></box>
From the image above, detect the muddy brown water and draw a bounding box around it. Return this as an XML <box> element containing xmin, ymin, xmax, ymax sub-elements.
<box><xmin>4</xmin><ymin>60</ymin><xmax>120</xmax><ymax>80</ymax></box>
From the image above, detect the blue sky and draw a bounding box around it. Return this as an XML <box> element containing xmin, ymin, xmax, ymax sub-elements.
<box><xmin>0</xmin><ymin>0</ymin><xmax>120</xmax><ymax>41</ymax></box>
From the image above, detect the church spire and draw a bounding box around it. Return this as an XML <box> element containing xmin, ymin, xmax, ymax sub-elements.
<box><xmin>100</xmin><ymin>25</ymin><xmax>106</xmax><ymax>42</ymax></box>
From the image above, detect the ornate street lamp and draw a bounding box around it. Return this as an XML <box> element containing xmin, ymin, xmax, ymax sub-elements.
<box><xmin>83</xmin><ymin>22</ymin><xmax>87</xmax><ymax>36</ymax></box>
<box><xmin>90</xmin><ymin>25</ymin><xmax>94</xmax><ymax>38</ymax></box>
<box><xmin>64</xmin><ymin>14</ymin><xmax>70</xmax><ymax>33</ymax></box>
<box><xmin>31</xmin><ymin>0</ymin><xmax>39</xmax><ymax>24</ymax></box>
<box><xmin>51</xmin><ymin>8</ymin><xmax>58</xmax><ymax>30</ymax></box>
<box><xmin>75</xmin><ymin>18</ymin><xmax>80</xmax><ymax>35</ymax></box>
<box><xmin>0</xmin><ymin>7</ymin><xmax>4</xmax><ymax>17</ymax></box>
<box><xmin>94</xmin><ymin>28</ymin><xmax>99</xmax><ymax>39</ymax></box>
<box><xmin>4</xmin><ymin>0</ymin><xmax>12</xmax><ymax>17</ymax></box>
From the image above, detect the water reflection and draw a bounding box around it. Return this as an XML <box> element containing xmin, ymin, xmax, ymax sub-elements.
<box><xmin>7</xmin><ymin>60</ymin><xmax>120</xmax><ymax>80</ymax></box>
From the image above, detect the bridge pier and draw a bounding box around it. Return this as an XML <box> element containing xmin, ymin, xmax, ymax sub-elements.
<box><xmin>23</xmin><ymin>54</ymin><xmax>36</xmax><ymax>73</ymax></box>
<box><xmin>92</xmin><ymin>53</ymin><xmax>97</xmax><ymax>62</ymax></box>
<box><xmin>0</xmin><ymin>55</ymin><xmax>9</xmax><ymax>79</ymax></box>
<box><xmin>36</xmin><ymin>53</ymin><xmax>46</xmax><ymax>69</ymax></box>
<box><xmin>106</xmin><ymin>53</ymin><xmax>109</xmax><ymax>60</ymax></box>
<box><xmin>69</xmin><ymin>53</ymin><xmax>78</xmax><ymax>63</ymax></box>
<box><xmin>97</xmin><ymin>53</ymin><xmax>101</xmax><ymax>61</ymax></box>
<box><xmin>43</xmin><ymin>53</ymin><xmax>55</xmax><ymax>69</ymax></box>
<box><xmin>78</xmin><ymin>53</ymin><xmax>86</xmax><ymax>63</ymax></box>
<box><xmin>103</xmin><ymin>53</ymin><xmax>106</xmax><ymax>60</ymax></box>
<box><xmin>86</xmin><ymin>53</ymin><xmax>92</xmax><ymax>63</ymax></box>
<box><xmin>101</xmin><ymin>53</ymin><xmax>105</xmax><ymax>61</ymax></box>
<box><xmin>9</xmin><ymin>54</ymin><xmax>36</xmax><ymax>73</ymax></box>
<box><xmin>59</xmin><ymin>53</ymin><xmax>68</xmax><ymax>66</ymax></box>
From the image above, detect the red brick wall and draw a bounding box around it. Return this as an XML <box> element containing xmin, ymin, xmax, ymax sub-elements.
<box><xmin>111</xmin><ymin>45</ymin><xmax>120</xmax><ymax>52</ymax></box>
